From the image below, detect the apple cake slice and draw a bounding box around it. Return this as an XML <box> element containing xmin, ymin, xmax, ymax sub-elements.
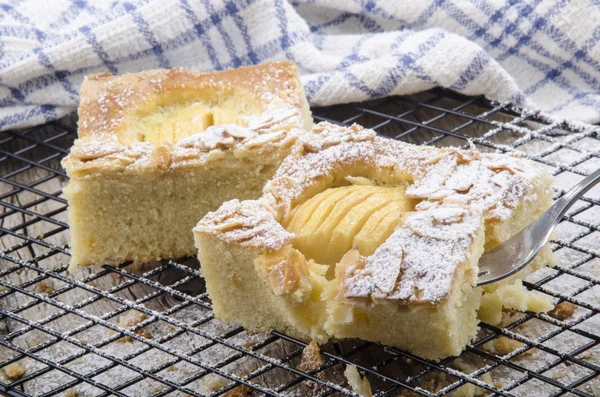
<box><xmin>62</xmin><ymin>62</ymin><xmax>312</xmax><ymax>271</ymax></box>
<box><xmin>194</xmin><ymin>122</ymin><xmax>555</xmax><ymax>360</ymax></box>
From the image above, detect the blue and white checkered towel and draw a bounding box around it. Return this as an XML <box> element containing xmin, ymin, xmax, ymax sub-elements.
<box><xmin>1</xmin><ymin>0</ymin><xmax>600</xmax><ymax>131</ymax></box>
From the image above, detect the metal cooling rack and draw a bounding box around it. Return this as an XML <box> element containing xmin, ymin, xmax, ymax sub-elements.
<box><xmin>1</xmin><ymin>88</ymin><xmax>600</xmax><ymax>397</ymax></box>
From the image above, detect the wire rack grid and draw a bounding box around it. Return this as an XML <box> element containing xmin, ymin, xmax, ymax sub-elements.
<box><xmin>0</xmin><ymin>88</ymin><xmax>599</xmax><ymax>397</ymax></box>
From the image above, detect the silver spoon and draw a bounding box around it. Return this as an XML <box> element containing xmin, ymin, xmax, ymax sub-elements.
<box><xmin>477</xmin><ymin>167</ymin><xmax>600</xmax><ymax>286</ymax></box>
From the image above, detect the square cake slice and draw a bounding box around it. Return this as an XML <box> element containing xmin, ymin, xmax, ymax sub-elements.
<box><xmin>194</xmin><ymin>122</ymin><xmax>555</xmax><ymax>360</ymax></box>
<box><xmin>62</xmin><ymin>62</ymin><xmax>312</xmax><ymax>271</ymax></box>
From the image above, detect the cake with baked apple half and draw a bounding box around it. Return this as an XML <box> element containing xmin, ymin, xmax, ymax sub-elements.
<box><xmin>62</xmin><ymin>62</ymin><xmax>312</xmax><ymax>271</ymax></box>
<box><xmin>194</xmin><ymin>122</ymin><xmax>555</xmax><ymax>360</ymax></box>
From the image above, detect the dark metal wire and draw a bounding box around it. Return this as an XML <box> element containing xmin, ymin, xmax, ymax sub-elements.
<box><xmin>0</xmin><ymin>88</ymin><xmax>599</xmax><ymax>397</ymax></box>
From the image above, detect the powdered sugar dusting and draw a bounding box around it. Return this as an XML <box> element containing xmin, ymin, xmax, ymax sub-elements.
<box><xmin>64</xmin><ymin>62</ymin><xmax>310</xmax><ymax>176</ymax></box>
<box><xmin>407</xmin><ymin>149</ymin><xmax>547</xmax><ymax>221</ymax></box>
<box><xmin>267</xmin><ymin>122</ymin><xmax>548</xmax><ymax>225</ymax></box>
<box><xmin>200</xmin><ymin>122</ymin><xmax>552</xmax><ymax>303</ymax></box>
<box><xmin>345</xmin><ymin>208</ymin><xmax>481</xmax><ymax>302</ymax></box>
<box><xmin>63</xmin><ymin>118</ymin><xmax>301</xmax><ymax>174</ymax></box>
<box><xmin>194</xmin><ymin>199</ymin><xmax>294</xmax><ymax>251</ymax></box>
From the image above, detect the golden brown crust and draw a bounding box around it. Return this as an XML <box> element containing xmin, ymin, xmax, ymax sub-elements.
<box><xmin>63</xmin><ymin>62</ymin><xmax>311</xmax><ymax>177</ymax></box>
<box><xmin>78</xmin><ymin>62</ymin><xmax>306</xmax><ymax>138</ymax></box>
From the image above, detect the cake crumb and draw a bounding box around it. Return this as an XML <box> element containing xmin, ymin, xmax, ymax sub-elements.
<box><xmin>548</xmin><ymin>301</ymin><xmax>576</xmax><ymax>320</ymax></box>
<box><xmin>493</xmin><ymin>337</ymin><xmax>535</xmax><ymax>356</ymax></box>
<box><xmin>37</xmin><ymin>279</ymin><xmax>54</xmax><ymax>294</ymax></box>
<box><xmin>3</xmin><ymin>362</ymin><xmax>25</xmax><ymax>379</ymax></box>
<box><xmin>297</xmin><ymin>341</ymin><xmax>326</xmax><ymax>394</ymax></box>
<box><xmin>344</xmin><ymin>365</ymin><xmax>372</xmax><ymax>397</ymax></box>
<box><xmin>397</xmin><ymin>377</ymin><xmax>445</xmax><ymax>397</ymax></box>
<box><xmin>223</xmin><ymin>385</ymin><xmax>252</xmax><ymax>397</ymax></box>
<box><xmin>203</xmin><ymin>377</ymin><xmax>229</xmax><ymax>393</ymax></box>
<box><xmin>298</xmin><ymin>340</ymin><xmax>324</xmax><ymax>372</ymax></box>
<box><xmin>64</xmin><ymin>389</ymin><xmax>79</xmax><ymax>397</ymax></box>
<box><xmin>113</xmin><ymin>310</ymin><xmax>150</xmax><ymax>342</ymax></box>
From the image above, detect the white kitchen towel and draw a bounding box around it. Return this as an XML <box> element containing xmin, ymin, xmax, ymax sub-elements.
<box><xmin>1</xmin><ymin>0</ymin><xmax>600</xmax><ymax>131</ymax></box>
